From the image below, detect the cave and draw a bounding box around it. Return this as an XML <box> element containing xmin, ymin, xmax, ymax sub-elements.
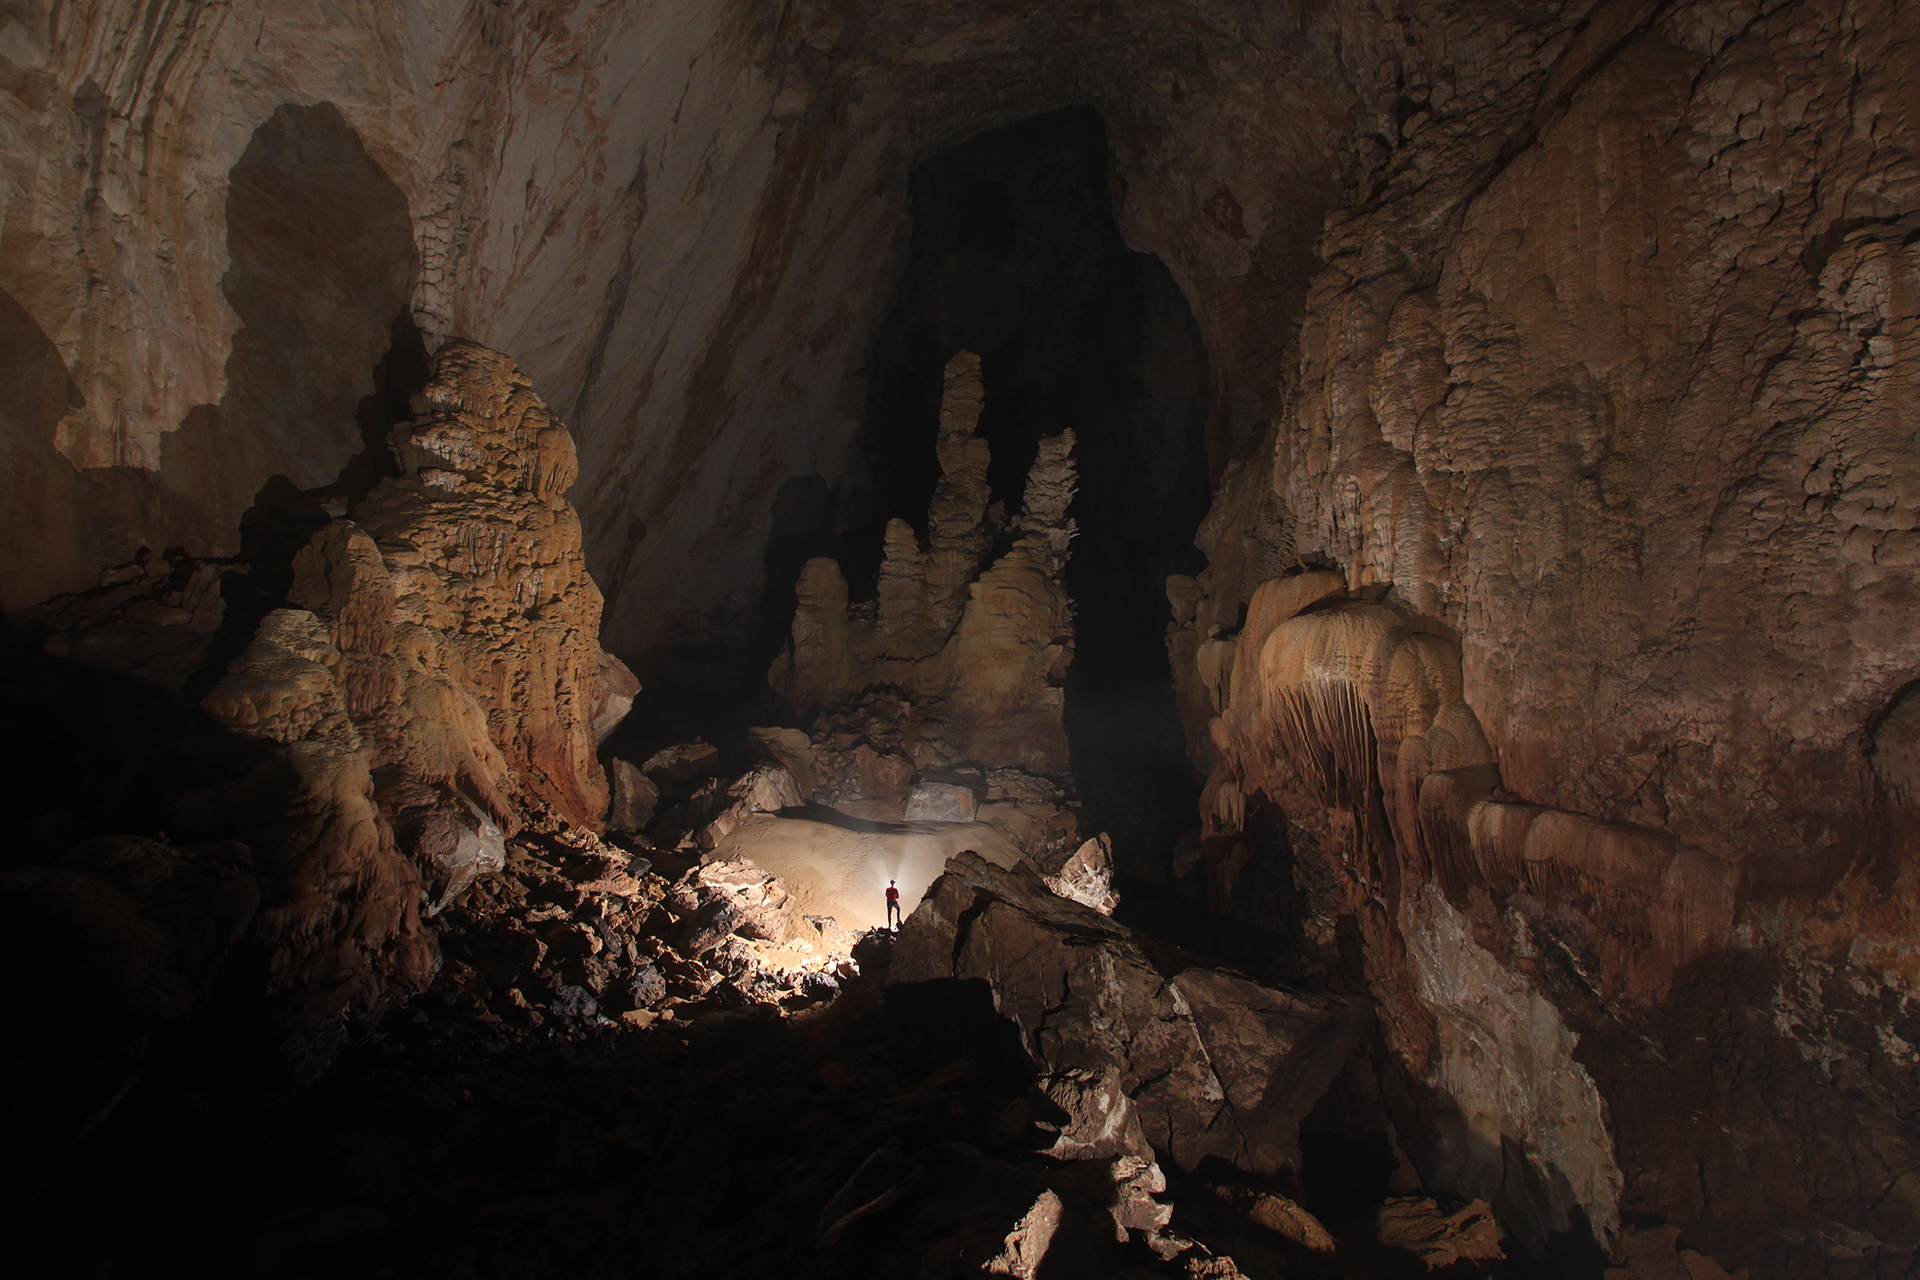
<box><xmin>850</xmin><ymin>106</ymin><xmax>1211</xmax><ymax>872</ymax></box>
<box><xmin>4</xmin><ymin>4</ymin><xmax>1919</xmax><ymax>1279</ymax></box>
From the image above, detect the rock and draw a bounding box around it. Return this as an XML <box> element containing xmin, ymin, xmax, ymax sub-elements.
<box><xmin>606</xmin><ymin>759</ymin><xmax>659</xmax><ymax>832</ymax></box>
<box><xmin>8</xmin><ymin>1</ymin><xmax>1917</xmax><ymax>1266</ymax></box>
<box><xmin>405</xmin><ymin>802</ymin><xmax>506</xmax><ymax>914</ymax></box>
<box><xmin>796</xmin><ymin>971</ymin><xmax>839</xmax><ymax>1001</ymax></box>
<box><xmin>591</xmin><ymin>651</ymin><xmax>640</xmax><ymax>744</ymax></box>
<box><xmin>981</xmin><ymin>1189</ymin><xmax>1062</xmax><ymax>1278</ymax></box>
<box><xmin>692</xmin><ymin>858</ymin><xmax>798</xmax><ymax>943</ymax></box>
<box><xmin>1373</xmin><ymin>1198</ymin><xmax>1503</xmax><ymax>1269</ymax></box>
<box><xmin>622</xmin><ymin>964</ymin><xmax>667</xmax><ymax>1011</ymax></box>
<box><xmin>1043</xmin><ymin>833</ymin><xmax>1118</xmax><ymax>914</ymax></box>
<box><xmin>697</xmin><ymin>762</ymin><xmax>804</xmax><ymax>849</ymax></box>
<box><xmin>710</xmin><ymin>813</ymin><xmax>1025</xmax><ymax>935</ymax></box>
<box><xmin>1606</xmin><ymin>1226</ymin><xmax>1744</xmax><ymax>1280</ymax></box>
<box><xmin>640</xmin><ymin>742</ymin><xmax>722</xmax><ymax>782</ymax></box>
<box><xmin>189</xmin><ymin>341</ymin><xmax>612</xmax><ymax>1043</ymax></box>
<box><xmin>746</xmin><ymin>726</ymin><xmax>819</xmax><ymax>796</ymax></box>
<box><xmin>816</xmin><ymin>1145</ymin><xmax>919</xmax><ymax>1248</ymax></box>
<box><xmin>903</xmin><ymin>781</ymin><xmax>978</xmax><ymax>823</ymax></box>
<box><xmin>1205</xmin><ymin>1183</ymin><xmax>1335</xmax><ymax>1253</ymax></box>
<box><xmin>892</xmin><ymin>852</ymin><xmax>1367</xmax><ymax>1177</ymax></box>
<box><xmin>774</xmin><ymin>354</ymin><xmax>1077</xmax><ymax>773</ymax></box>
<box><xmin>548</xmin><ymin>985</ymin><xmax>600</xmax><ymax>1022</ymax></box>
<box><xmin>678</xmin><ymin>900</ymin><xmax>741</xmax><ymax>957</ymax></box>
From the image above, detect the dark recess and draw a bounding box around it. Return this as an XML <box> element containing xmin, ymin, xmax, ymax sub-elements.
<box><xmin>853</xmin><ymin>105</ymin><xmax>1214</xmax><ymax>869</ymax></box>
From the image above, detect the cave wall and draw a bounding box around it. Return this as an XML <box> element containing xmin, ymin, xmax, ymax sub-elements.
<box><xmin>1177</xmin><ymin>0</ymin><xmax>1920</xmax><ymax>1272</ymax></box>
<box><xmin>5</xmin><ymin>0</ymin><xmax>1917</xmax><ymax>1274</ymax></box>
<box><xmin>0</xmin><ymin>0</ymin><xmax>1377</xmax><ymax>647</ymax></box>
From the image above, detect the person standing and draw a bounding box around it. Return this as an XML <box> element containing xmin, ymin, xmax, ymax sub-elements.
<box><xmin>885</xmin><ymin>879</ymin><xmax>901</xmax><ymax>930</ymax></box>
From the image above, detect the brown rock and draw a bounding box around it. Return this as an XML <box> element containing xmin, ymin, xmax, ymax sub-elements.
<box><xmin>774</xmin><ymin>354</ymin><xmax>1077</xmax><ymax>773</ymax></box>
<box><xmin>591</xmin><ymin>651</ymin><xmax>641</xmax><ymax>745</ymax></box>
<box><xmin>1205</xmin><ymin>1183</ymin><xmax>1336</xmax><ymax>1253</ymax></box>
<box><xmin>1373</xmin><ymin>1197</ymin><xmax>1503</xmax><ymax>1269</ymax></box>
<box><xmin>606</xmin><ymin>759</ymin><xmax>659</xmax><ymax>833</ymax></box>
<box><xmin>892</xmin><ymin>852</ymin><xmax>1367</xmax><ymax>1177</ymax></box>
<box><xmin>903</xmin><ymin>782</ymin><xmax>979</xmax><ymax>823</ymax></box>
<box><xmin>980</xmin><ymin>1189</ymin><xmax>1063</xmax><ymax>1278</ymax></box>
<box><xmin>196</xmin><ymin>340</ymin><xmax>613</xmax><ymax>1035</ymax></box>
<box><xmin>1043</xmin><ymin>833</ymin><xmax>1119</xmax><ymax>914</ymax></box>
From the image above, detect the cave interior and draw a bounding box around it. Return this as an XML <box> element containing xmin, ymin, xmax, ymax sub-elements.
<box><xmin>3</xmin><ymin>3</ymin><xmax>1918</xmax><ymax>1279</ymax></box>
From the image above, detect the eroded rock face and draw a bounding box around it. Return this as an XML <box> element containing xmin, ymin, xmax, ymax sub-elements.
<box><xmin>193</xmin><ymin>339</ymin><xmax>622</xmax><ymax>1040</ymax></box>
<box><xmin>0</xmin><ymin>0</ymin><xmax>1387</xmax><ymax>647</ymax></box>
<box><xmin>893</xmin><ymin>851</ymin><xmax>1368</xmax><ymax>1182</ymax></box>
<box><xmin>5</xmin><ymin>2</ymin><xmax>1917</xmax><ymax>1275</ymax></box>
<box><xmin>774</xmin><ymin>351</ymin><xmax>1079</xmax><ymax>773</ymax></box>
<box><xmin>1168</xmin><ymin>1</ymin><xmax>1920</xmax><ymax>1269</ymax></box>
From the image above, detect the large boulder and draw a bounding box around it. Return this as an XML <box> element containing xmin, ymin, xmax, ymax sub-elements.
<box><xmin>891</xmin><ymin>852</ymin><xmax>1367</xmax><ymax>1177</ymax></box>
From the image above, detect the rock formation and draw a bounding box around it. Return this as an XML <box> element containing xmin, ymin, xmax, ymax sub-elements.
<box><xmin>197</xmin><ymin>339</ymin><xmax>627</xmax><ymax>1038</ymax></box>
<box><xmin>4</xmin><ymin>1</ymin><xmax>1917</xmax><ymax>1276</ymax></box>
<box><xmin>1152</xmin><ymin>0</ymin><xmax>1920</xmax><ymax>1268</ymax></box>
<box><xmin>15</xmin><ymin>339</ymin><xmax>633</xmax><ymax>1063</ymax></box>
<box><xmin>895</xmin><ymin>851</ymin><xmax>1368</xmax><ymax>1184</ymax></box>
<box><xmin>774</xmin><ymin>351</ymin><xmax>1079</xmax><ymax>773</ymax></box>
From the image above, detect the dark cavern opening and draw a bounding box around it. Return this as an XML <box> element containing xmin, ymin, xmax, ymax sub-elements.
<box><xmin>852</xmin><ymin>106</ymin><xmax>1212</xmax><ymax>873</ymax></box>
<box><xmin>5</xmin><ymin>4</ymin><xmax>1920</xmax><ymax>1280</ymax></box>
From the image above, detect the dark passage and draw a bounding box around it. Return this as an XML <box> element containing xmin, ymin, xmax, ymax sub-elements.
<box><xmin>858</xmin><ymin>107</ymin><xmax>1213</xmax><ymax>868</ymax></box>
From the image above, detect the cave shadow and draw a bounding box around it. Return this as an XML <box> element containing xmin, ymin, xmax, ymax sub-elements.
<box><xmin>156</xmin><ymin>100</ymin><xmax>421</xmax><ymax>543</ymax></box>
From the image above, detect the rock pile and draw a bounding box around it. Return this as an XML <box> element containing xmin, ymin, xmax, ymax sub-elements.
<box><xmin>419</xmin><ymin>829</ymin><xmax>863</xmax><ymax>1038</ymax></box>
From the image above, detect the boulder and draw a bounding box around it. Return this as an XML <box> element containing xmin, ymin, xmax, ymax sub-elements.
<box><xmin>1204</xmin><ymin>1183</ymin><xmax>1335</xmax><ymax>1253</ymax></box>
<box><xmin>1043</xmin><ymin>833</ymin><xmax>1118</xmax><ymax>914</ymax></box>
<box><xmin>405</xmin><ymin>801</ymin><xmax>506</xmax><ymax>914</ymax></box>
<box><xmin>606</xmin><ymin>758</ymin><xmax>659</xmax><ymax>832</ymax></box>
<box><xmin>697</xmin><ymin>761</ymin><xmax>805</xmax><ymax>849</ymax></box>
<box><xmin>904</xmin><ymin>781</ymin><xmax>979</xmax><ymax>823</ymax></box>
<box><xmin>892</xmin><ymin>852</ymin><xmax>1368</xmax><ymax>1177</ymax></box>
<box><xmin>1374</xmin><ymin>1197</ymin><xmax>1504</xmax><ymax>1269</ymax></box>
<box><xmin>591</xmin><ymin>651</ymin><xmax>640</xmax><ymax>744</ymax></box>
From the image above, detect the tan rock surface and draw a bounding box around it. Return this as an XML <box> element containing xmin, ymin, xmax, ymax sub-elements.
<box><xmin>196</xmin><ymin>339</ymin><xmax>613</xmax><ymax>1034</ymax></box>
<box><xmin>1153</xmin><ymin>1</ymin><xmax>1920</xmax><ymax>1269</ymax></box>
<box><xmin>776</xmin><ymin>352</ymin><xmax>1077</xmax><ymax>772</ymax></box>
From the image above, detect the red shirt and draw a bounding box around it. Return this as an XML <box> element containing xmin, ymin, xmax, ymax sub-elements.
<box><xmin>885</xmin><ymin>886</ymin><xmax>899</xmax><ymax>902</ymax></box>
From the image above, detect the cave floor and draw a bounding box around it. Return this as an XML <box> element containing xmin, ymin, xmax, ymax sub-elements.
<box><xmin>19</xmin><ymin>932</ymin><xmax>1509</xmax><ymax>1280</ymax></box>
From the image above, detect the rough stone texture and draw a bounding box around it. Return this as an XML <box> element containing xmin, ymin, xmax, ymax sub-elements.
<box><xmin>1372</xmin><ymin>1197</ymin><xmax>1504</xmax><ymax>1270</ymax></box>
<box><xmin>892</xmin><ymin>851</ymin><xmax>1368</xmax><ymax>1180</ymax></box>
<box><xmin>1043</xmin><ymin>833</ymin><xmax>1120</xmax><ymax>915</ymax></box>
<box><xmin>591</xmin><ymin>650</ymin><xmax>640</xmax><ymax>745</ymax></box>
<box><xmin>1166</xmin><ymin>1</ymin><xmax>1920</xmax><ymax>1271</ymax></box>
<box><xmin>195</xmin><ymin>339</ymin><xmax>614</xmax><ymax>1037</ymax></box>
<box><xmin>0</xmin><ymin>0</ymin><xmax>1386</xmax><ymax>647</ymax></box>
<box><xmin>903</xmin><ymin>781</ymin><xmax>980</xmax><ymax>824</ymax></box>
<box><xmin>606</xmin><ymin>758</ymin><xmax>659</xmax><ymax>833</ymax></box>
<box><xmin>1203</xmin><ymin>1183</ymin><xmax>1337</xmax><ymax>1254</ymax></box>
<box><xmin>6</xmin><ymin>3</ymin><xmax>1919</xmax><ymax>1274</ymax></box>
<box><xmin>775</xmin><ymin>352</ymin><xmax>1078</xmax><ymax>772</ymax></box>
